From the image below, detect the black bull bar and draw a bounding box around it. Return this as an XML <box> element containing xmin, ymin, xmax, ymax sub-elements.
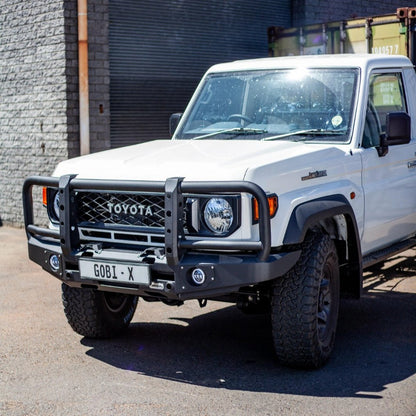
<box><xmin>23</xmin><ymin>175</ymin><xmax>272</xmax><ymax>264</ymax></box>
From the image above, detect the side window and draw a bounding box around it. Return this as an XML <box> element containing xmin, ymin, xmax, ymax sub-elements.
<box><xmin>362</xmin><ymin>73</ymin><xmax>407</xmax><ymax>148</ymax></box>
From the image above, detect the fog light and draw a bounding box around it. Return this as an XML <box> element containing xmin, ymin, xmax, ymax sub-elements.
<box><xmin>191</xmin><ymin>268</ymin><xmax>206</xmax><ymax>285</ymax></box>
<box><xmin>49</xmin><ymin>254</ymin><xmax>60</xmax><ymax>271</ymax></box>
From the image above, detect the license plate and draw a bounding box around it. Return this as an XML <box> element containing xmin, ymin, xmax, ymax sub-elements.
<box><xmin>79</xmin><ymin>259</ymin><xmax>150</xmax><ymax>285</ymax></box>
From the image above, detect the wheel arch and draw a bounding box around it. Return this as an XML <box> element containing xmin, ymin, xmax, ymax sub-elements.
<box><xmin>283</xmin><ymin>195</ymin><xmax>362</xmax><ymax>298</ymax></box>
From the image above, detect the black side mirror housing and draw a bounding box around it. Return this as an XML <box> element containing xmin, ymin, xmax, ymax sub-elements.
<box><xmin>384</xmin><ymin>111</ymin><xmax>411</xmax><ymax>145</ymax></box>
<box><xmin>377</xmin><ymin>112</ymin><xmax>411</xmax><ymax>157</ymax></box>
<box><xmin>169</xmin><ymin>113</ymin><xmax>182</xmax><ymax>137</ymax></box>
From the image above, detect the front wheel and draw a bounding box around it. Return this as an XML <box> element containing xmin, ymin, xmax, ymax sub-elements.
<box><xmin>271</xmin><ymin>232</ymin><xmax>340</xmax><ymax>369</ymax></box>
<box><xmin>61</xmin><ymin>284</ymin><xmax>138</xmax><ymax>338</ymax></box>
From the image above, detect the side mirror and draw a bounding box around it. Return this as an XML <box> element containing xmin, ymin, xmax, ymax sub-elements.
<box><xmin>377</xmin><ymin>112</ymin><xmax>411</xmax><ymax>157</ymax></box>
<box><xmin>169</xmin><ymin>113</ymin><xmax>182</xmax><ymax>136</ymax></box>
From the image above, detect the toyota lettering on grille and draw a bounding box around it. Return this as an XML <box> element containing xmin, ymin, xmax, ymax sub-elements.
<box><xmin>107</xmin><ymin>202</ymin><xmax>153</xmax><ymax>217</ymax></box>
<box><xmin>76</xmin><ymin>191</ymin><xmax>165</xmax><ymax>227</ymax></box>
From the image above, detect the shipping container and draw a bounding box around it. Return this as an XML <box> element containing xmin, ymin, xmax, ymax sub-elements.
<box><xmin>268</xmin><ymin>7</ymin><xmax>416</xmax><ymax>64</ymax></box>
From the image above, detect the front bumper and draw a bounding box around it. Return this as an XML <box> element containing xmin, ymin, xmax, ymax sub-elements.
<box><xmin>23</xmin><ymin>175</ymin><xmax>300</xmax><ymax>300</ymax></box>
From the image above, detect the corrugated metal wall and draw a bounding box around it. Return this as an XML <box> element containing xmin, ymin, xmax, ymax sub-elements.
<box><xmin>109</xmin><ymin>0</ymin><xmax>291</xmax><ymax>148</ymax></box>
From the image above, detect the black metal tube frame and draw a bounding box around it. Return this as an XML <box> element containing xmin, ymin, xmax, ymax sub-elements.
<box><xmin>23</xmin><ymin>175</ymin><xmax>272</xmax><ymax>263</ymax></box>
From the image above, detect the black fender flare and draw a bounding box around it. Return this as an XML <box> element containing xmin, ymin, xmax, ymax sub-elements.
<box><xmin>283</xmin><ymin>194</ymin><xmax>362</xmax><ymax>298</ymax></box>
<box><xmin>283</xmin><ymin>194</ymin><xmax>358</xmax><ymax>245</ymax></box>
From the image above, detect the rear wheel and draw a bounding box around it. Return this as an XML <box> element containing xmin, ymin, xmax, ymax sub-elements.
<box><xmin>271</xmin><ymin>231</ymin><xmax>340</xmax><ymax>369</ymax></box>
<box><xmin>61</xmin><ymin>284</ymin><xmax>138</xmax><ymax>338</ymax></box>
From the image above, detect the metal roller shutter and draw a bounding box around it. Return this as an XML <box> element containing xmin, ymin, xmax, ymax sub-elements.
<box><xmin>109</xmin><ymin>0</ymin><xmax>290</xmax><ymax>148</ymax></box>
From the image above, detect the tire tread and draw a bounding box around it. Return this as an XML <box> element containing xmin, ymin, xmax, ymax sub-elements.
<box><xmin>271</xmin><ymin>232</ymin><xmax>339</xmax><ymax>369</ymax></box>
<box><xmin>61</xmin><ymin>284</ymin><xmax>137</xmax><ymax>338</ymax></box>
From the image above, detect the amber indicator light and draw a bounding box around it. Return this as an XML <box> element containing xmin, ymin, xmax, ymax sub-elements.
<box><xmin>42</xmin><ymin>187</ymin><xmax>48</xmax><ymax>207</ymax></box>
<box><xmin>253</xmin><ymin>195</ymin><xmax>278</xmax><ymax>221</ymax></box>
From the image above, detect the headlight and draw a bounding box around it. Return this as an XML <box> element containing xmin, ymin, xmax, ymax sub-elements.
<box><xmin>44</xmin><ymin>188</ymin><xmax>60</xmax><ymax>223</ymax></box>
<box><xmin>203</xmin><ymin>198</ymin><xmax>234</xmax><ymax>235</ymax></box>
<box><xmin>52</xmin><ymin>191</ymin><xmax>60</xmax><ymax>220</ymax></box>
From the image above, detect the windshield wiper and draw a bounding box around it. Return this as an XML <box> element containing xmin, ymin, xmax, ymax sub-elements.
<box><xmin>192</xmin><ymin>127</ymin><xmax>267</xmax><ymax>140</ymax></box>
<box><xmin>262</xmin><ymin>129</ymin><xmax>345</xmax><ymax>141</ymax></box>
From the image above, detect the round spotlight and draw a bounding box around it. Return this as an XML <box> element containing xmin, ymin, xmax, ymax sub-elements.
<box><xmin>191</xmin><ymin>268</ymin><xmax>206</xmax><ymax>285</ymax></box>
<box><xmin>49</xmin><ymin>254</ymin><xmax>60</xmax><ymax>271</ymax></box>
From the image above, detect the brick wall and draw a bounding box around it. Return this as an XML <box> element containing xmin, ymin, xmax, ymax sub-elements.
<box><xmin>292</xmin><ymin>0</ymin><xmax>410</xmax><ymax>26</ymax></box>
<box><xmin>0</xmin><ymin>0</ymin><xmax>75</xmax><ymax>226</ymax></box>
<box><xmin>0</xmin><ymin>0</ymin><xmax>110</xmax><ymax>227</ymax></box>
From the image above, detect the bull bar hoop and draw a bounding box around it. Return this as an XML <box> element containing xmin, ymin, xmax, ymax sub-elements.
<box><xmin>23</xmin><ymin>175</ymin><xmax>272</xmax><ymax>265</ymax></box>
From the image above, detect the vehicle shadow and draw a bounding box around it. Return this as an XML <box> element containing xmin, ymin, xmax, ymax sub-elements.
<box><xmin>81</xmin><ymin>253</ymin><xmax>416</xmax><ymax>398</ymax></box>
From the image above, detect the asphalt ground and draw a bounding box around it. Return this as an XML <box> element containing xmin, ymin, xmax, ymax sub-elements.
<box><xmin>0</xmin><ymin>225</ymin><xmax>415</xmax><ymax>415</ymax></box>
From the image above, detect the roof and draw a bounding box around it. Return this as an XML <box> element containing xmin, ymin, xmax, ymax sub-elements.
<box><xmin>207</xmin><ymin>54</ymin><xmax>414</xmax><ymax>73</ymax></box>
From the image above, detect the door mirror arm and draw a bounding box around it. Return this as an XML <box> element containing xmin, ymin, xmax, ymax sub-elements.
<box><xmin>376</xmin><ymin>133</ymin><xmax>389</xmax><ymax>157</ymax></box>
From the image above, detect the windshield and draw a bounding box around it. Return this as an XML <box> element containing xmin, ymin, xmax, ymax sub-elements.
<box><xmin>175</xmin><ymin>68</ymin><xmax>358</xmax><ymax>142</ymax></box>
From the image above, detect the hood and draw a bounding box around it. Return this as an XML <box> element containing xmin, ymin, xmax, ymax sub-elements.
<box><xmin>53</xmin><ymin>139</ymin><xmax>329</xmax><ymax>182</ymax></box>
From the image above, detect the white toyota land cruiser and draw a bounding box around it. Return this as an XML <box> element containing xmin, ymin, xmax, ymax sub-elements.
<box><xmin>23</xmin><ymin>54</ymin><xmax>416</xmax><ymax>368</ymax></box>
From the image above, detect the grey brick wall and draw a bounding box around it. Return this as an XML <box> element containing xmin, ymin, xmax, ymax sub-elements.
<box><xmin>0</xmin><ymin>0</ymin><xmax>76</xmax><ymax>227</ymax></box>
<box><xmin>0</xmin><ymin>0</ymin><xmax>110</xmax><ymax>227</ymax></box>
<box><xmin>292</xmin><ymin>0</ymin><xmax>410</xmax><ymax>26</ymax></box>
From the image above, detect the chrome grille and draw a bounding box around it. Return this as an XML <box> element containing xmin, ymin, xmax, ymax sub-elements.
<box><xmin>76</xmin><ymin>191</ymin><xmax>165</xmax><ymax>228</ymax></box>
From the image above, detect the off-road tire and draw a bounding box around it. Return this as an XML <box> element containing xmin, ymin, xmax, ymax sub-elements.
<box><xmin>271</xmin><ymin>231</ymin><xmax>340</xmax><ymax>369</ymax></box>
<box><xmin>61</xmin><ymin>284</ymin><xmax>138</xmax><ymax>338</ymax></box>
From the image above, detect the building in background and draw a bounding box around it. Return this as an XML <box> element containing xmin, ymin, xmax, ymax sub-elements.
<box><xmin>0</xmin><ymin>0</ymin><xmax>408</xmax><ymax>226</ymax></box>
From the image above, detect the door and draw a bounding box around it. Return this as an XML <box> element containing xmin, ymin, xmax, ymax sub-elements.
<box><xmin>360</xmin><ymin>70</ymin><xmax>416</xmax><ymax>254</ymax></box>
